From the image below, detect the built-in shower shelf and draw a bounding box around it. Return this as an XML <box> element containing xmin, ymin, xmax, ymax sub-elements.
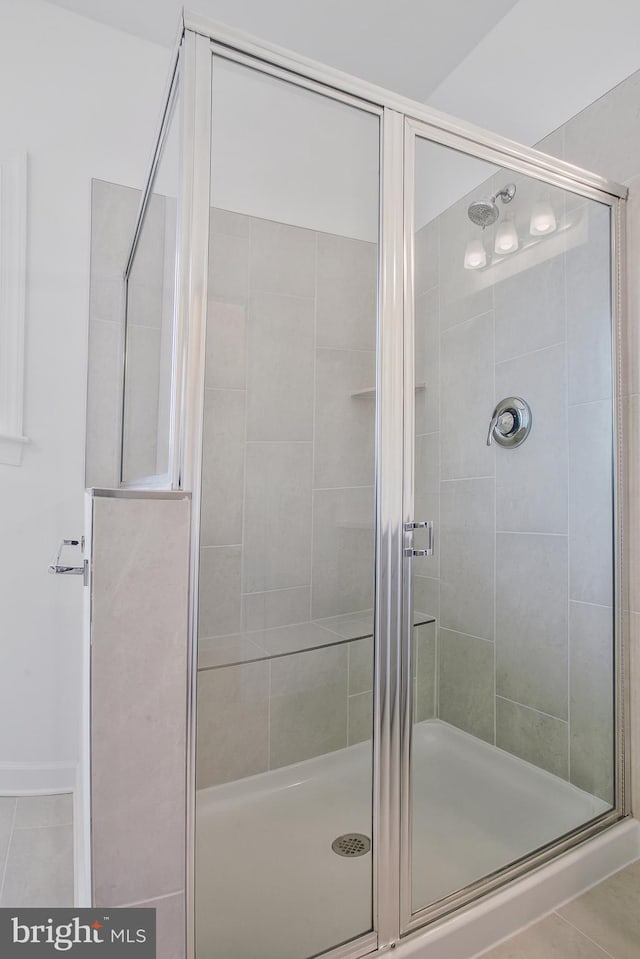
<box><xmin>198</xmin><ymin>610</ymin><xmax>436</xmax><ymax>671</ymax></box>
<box><xmin>351</xmin><ymin>383</ymin><xmax>426</xmax><ymax>399</ymax></box>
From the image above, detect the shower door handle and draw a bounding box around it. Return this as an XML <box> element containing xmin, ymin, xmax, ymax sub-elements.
<box><xmin>48</xmin><ymin>537</ymin><xmax>87</xmax><ymax>579</ymax></box>
<box><xmin>404</xmin><ymin>521</ymin><xmax>434</xmax><ymax>557</ymax></box>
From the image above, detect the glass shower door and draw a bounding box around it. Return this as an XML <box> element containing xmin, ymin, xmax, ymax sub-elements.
<box><xmin>194</xmin><ymin>51</ymin><xmax>381</xmax><ymax>959</ymax></box>
<box><xmin>403</xmin><ymin>124</ymin><xmax>617</xmax><ymax>925</ymax></box>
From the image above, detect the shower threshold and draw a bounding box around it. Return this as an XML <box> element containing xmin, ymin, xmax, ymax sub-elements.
<box><xmin>195</xmin><ymin>720</ymin><xmax>609</xmax><ymax>959</ymax></box>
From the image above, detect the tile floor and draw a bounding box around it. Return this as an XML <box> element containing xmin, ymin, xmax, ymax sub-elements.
<box><xmin>0</xmin><ymin>793</ymin><xmax>74</xmax><ymax>906</ymax></box>
<box><xmin>479</xmin><ymin>859</ymin><xmax>640</xmax><ymax>959</ymax></box>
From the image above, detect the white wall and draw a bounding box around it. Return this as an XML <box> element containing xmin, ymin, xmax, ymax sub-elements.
<box><xmin>211</xmin><ymin>57</ymin><xmax>380</xmax><ymax>241</ymax></box>
<box><xmin>0</xmin><ymin>0</ymin><xmax>170</xmax><ymax>790</ymax></box>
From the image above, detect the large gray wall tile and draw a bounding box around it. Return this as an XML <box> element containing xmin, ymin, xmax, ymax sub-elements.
<box><xmin>247</xmin><ymin>293</ymin><xmax>314</xmax><ymax>442</ymax></box>
<box><xmin>200</xmin><ymin>389</ymin><xmax>245</xmax><ymax>548</ymax></box>
<box><xmin>438</xmin><ymin>629</ymin><xmax>494</xmax><ymax>743</ymax></box>
<box><xmin>90</xmin><ymin>179</ymin><xmax>139</xmax><ymax>278</ymax></box>
<box><xmin>496</xmin><ymin>532</ymin><xmax>568</xmax><ymax>719</ymax></box>
<box><xmin>438</xmin><ymin>197</ymin><xmax>493</xmax><ymax>332</ymax></box>
<box><xmin>198</xmin><ymin>546</ymin><xmax>242</xmax><ymax>638</ymax></box>
<box><xmin>208</xmin><ymin>232</ymin><xmax>249</xmax><ymax>303</ymax></box>
<box><xmin>314</xmin><ymin>348</ymin><xmax>375</xmax><ymax>489</ymax></box>
<box><xmin>122</xmin><ymin>324</ymin><xmax>162</xmax><ymax>480</ymax></box>
<box><xmin>138</xmin><ymin>892</ymin><xmax>185</xmax><ymax>959</ymax></box>
<box><xmin>348</xmin><ymin>637</ymin><xmax>374</xmax><ymax>696</ymax></box>
<box><xmin>316</xmin><ymin>234</ymin><xmax>377</xmax><ymax>351</ymax></box>
<box><xmin>244</xmin><ymin>442</ymin><xmax>313</xmax><ymax>593</ymax></box>
<box><xmin>415</xmin><ymin>622</ymin><xmax>437</xmax><ymax>723</ymax></box>
<box><xmin>440</xmin><ymin>311</ymin><xmax>495</xmax><ymax>480</ymax></box>
<box><xmin>270</xmin><ymin>645</ymin><xmax>348</xmax><ymax>767</ymax></box>
<box><xmin>563</xmin><ymin>69</ymin><xmax>640</xmax><ymax>183</ymax></box>
<box><xmin>91</xmin><ymin>495</ymin><xmax>190</xmax><ymax>907</ymax></box>
<box><xmin>210</xmin><ymin>207</ymin><xmax>250</xmax><ymax>238</ymax></box>
<box><xmin>413</xmin><ymin>575</ymin><xmax>439</xmax><ymax>621</ymax></box>
<box><xmin>414</xmin><ymin>432</ymin><xmax>440</xmax><ymax>578</ymax></box>
<box><xmin>250</xmin><ymin>217</ymin><xmax>315</xmax><ymax>297</ymax></box>
<box><xmin>494</xmin><ymin>255</ymin><xmax>565</xmax><ymax>363</ymax></box>
<box><xmin>348</xmin><ymin>692</ymin><xmax>373</xmax><ymax>745</ymax></box>
<box><xmin>626</xmin><ymin>395</ymin><xmax>640</xmax><ymax>616</ymax></box>
<box><xmin>311</xmin><ymin>487</ymin><xmax>375</xmax><ymax>619</ymax></box>
<box><xmin>197</xmin><ymin>662</ymin><xmax>269</xmax><ymax>787</ymax></box>
<box><xmin>496</xmin><ymin>697</ymin><xmax>568</xmax><ymax>779</ymax></box>
<box><xmin>565</xmin><ymin>204</ymin><xmax>612</xmax><ymax>406</ymax></box>
<box><xmin>87</xmin><ymin>181</ymin><xmax>142</xmax><ymax>488</ymax></box>
<box><xmin>495</xmin><ymin>343</ymin><xmax>568</xmax><ymax>534</ymax></box>
<box><xmin>414</xmin><ymin>218</ymin><xmax>439</xmax><ymax>296</ymax></box>
<box><xmin>205</xmin><ymin>301</ymin><xmax>246</xmax><ymax>391</ymax></box>
<box><xmin>241</xmin><ymin>586</ymin><xmax>311</xmax><ymax>632</ymax></box>
<box><xmin>569</xmin><ymin>400</ymin><xmax>614</xmax><ymax>607</ymax></box>
<box><xmin>86</xmin><ymin>317</ymin><xmax>122</xmax><ymax>488</ymax></box>
<box><xmin>415</xmin><ymin>287</ymin><xmax>440</xmax><ymax>436</ymax></box>
<box><xmin>624</xmin><ymin>176</ymin><xmax>640</xmax><ymax>396</ymax></box>
<box><xmin>440</xmin><ymin>478</ymin><xmax>494</xmax><ymax>641</ymax></box>
<box><xmin>569</xmin><ymin>601</ymin><xmax>614</xmax><ymax>804</ymax></box>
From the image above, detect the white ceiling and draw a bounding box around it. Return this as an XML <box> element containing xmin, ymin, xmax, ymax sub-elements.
<box><xmin>42</xmin><ymin>0</ymin><xmax>519</xmax><ymax>101</ymax></box>
<box><xmin>42</xmin><ymin>0</ymin><xmax>640</xmax><ymax>158</ymax></box>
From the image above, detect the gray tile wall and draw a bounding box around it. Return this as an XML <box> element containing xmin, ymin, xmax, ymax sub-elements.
<box><xmin>196</xmin><ymin>210</ymin><xmax>388</xmax><ymax>786</ymax></box>
<box><xmin>87</xmin><ymin>181</ymin><xmax>174</xmax><ymax>488</ymax></box>
<box><xmin>543</xmin><ymin>64</ymin><xmax>640</xmax><ymax>816</ymax></box>
<box><xmin>415</xmin><ymin>155</ymin><xmax>615</xmax><ymax>800</ymax></box>
<box><xmin>90</xmin><ymin>492</ymin><xmax>190</xmax><ymax>959</ymax></box>
<box><xmin>197</xmin><ymin>622</ymin><xmax>435</xmax><ymax>789</ymax></box>
<box><xmin>200</xmin><ymin>209</ymin><xmax>377</xmax><ymax>636</ymax></box>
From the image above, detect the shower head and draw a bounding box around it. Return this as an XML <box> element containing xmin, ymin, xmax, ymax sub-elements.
<box><xmin>467</xmin><ymin>183</ymin><xmax>516</xmax><ymax>228</ymax></box>
<box><xmin>467</xmin><ymin>198</ymin><xmax>499</xmax><ymax>228</ymax></box>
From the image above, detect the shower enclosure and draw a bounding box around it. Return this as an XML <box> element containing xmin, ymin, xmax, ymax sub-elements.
<box><xmin>113</xmin><ymin>12</ymin><xmax>628</xmax><ymax>959</ymax></box>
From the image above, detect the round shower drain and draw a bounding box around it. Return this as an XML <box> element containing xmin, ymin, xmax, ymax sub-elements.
<box><xmin>331</xmin><ymin>833</ymin><xmax>371</xmax><ymax>857</ymax></box>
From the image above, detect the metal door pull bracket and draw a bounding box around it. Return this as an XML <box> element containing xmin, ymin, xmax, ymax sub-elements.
<box><xmin>48</xmin><ymin>538</ymin><xmax>85</xmax><ymax>575</ymax></box>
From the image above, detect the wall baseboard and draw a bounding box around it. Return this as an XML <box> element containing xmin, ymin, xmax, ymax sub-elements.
<box><xmin>0</xmin><ymin>761</ymin><xmax>76</xmax><ymax>795</ymax></box>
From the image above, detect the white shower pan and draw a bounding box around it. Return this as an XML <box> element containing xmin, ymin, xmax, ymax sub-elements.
<box><xmin>196</xmin><ymin>720</ymin><xmax>621</xmax><ymax>959</ymax></box>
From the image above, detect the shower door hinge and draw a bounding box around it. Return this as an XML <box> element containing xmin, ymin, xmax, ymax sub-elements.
<box><xmin>404</xmin><ymin>520</ymin><xmax>434</xmax><ymax>557</ymax></box>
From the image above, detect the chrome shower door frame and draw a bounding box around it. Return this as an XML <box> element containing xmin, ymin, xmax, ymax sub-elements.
<box><xmin>146</xmin><ymin>12</ymin><xmax>631</xmax><ymax>958</ymax></box>
<box><xmin>400</xmin><ymin>115</ymin><xmax>628</xmax><ymax>936</ymax></box>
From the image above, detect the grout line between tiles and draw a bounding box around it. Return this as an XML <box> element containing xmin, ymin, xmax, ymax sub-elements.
<box><xmin>492</xmin><ymin>255</ymin><xmax>497</xmax><ymax>747</ymax></box>
<box><xmin>495</xmin><ymin>339</ymin><xmax>566</xmax><ymax>367</ymax></box>
<box><xmin>238</xmin><ymin>219</ymin><xmax>251</xmax><ymax>635</ymax></box>
<box><xmin>440</xmin><ymin>625</ymin><xmax>494</xmax><ymax>645</ymax></box>
<box><xmin>570</xmin><ymin>599</ymin><xmax>614</xmax><ymax>610</ymax></box>
<box><xmin>436</xmin><ymin>219</ymin><xmax>441</xmax><ymax>720</ymax></box>
<box><xmin>0</xmin><ymin>799</ymin><xmax>17</xmax><ymax>902</ymax></box>
<box><xmin>553</xmin><ymin>910</ymin><xmax>617</xmax><ymax>959</ymax></box>
<box><xmin>12</xmin><ymin>821</ymin><xmax>74</xmax><ymax>832</ymax></box>
<box><xmin>563</xmin><ymin>212</ymin><xmax>572</xmax><ymax>786</ymax></box>
<box><xmin>309</xmin><ymin>230</ymin><xmax>318</xmax><ymax>627</ymax></box>
<box><xmin>267</xmin><ymin>659</ymin><xmax>272</xmax><ymax>773</ymax></box>
<box><xmin>496</xmin><ymin>694</ymin><xmax>568</xmax><ymax>725</ymax></box>
<box><xmin>118</xmin><ymin>889</ymin><xmax>184</xmax><ymax>909</ymax></box>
